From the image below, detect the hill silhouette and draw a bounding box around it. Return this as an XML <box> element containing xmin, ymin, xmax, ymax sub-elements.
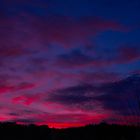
<box><xmin>0</xmin><ymin>122</ymin><xmax>139</xmax><ymax>140</ymax></box>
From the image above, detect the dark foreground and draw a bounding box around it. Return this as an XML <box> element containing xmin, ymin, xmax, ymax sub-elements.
<box><xmin>0</xmin><ymin>122</ymin><xmax>140</xmax><ymax>140</ymax></box>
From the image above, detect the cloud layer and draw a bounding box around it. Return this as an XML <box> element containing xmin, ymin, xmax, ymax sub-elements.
<box><xmin>0</xmin><ymin>0</ymin><xmax>140</xmax><ymax>128</ymax></box>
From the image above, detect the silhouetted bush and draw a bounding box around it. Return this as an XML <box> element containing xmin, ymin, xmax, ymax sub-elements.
<box><xmin>0</xmin><ymin>122</ymin><xmax>139</xmax><ymax>140</ymax></box>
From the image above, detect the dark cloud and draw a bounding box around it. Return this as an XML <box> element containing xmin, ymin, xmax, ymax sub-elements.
<box><xmin>54</xmin><ymin>44</ymin><xmax>140</xmax><ymax>69</ymax></box>
<box><xmin>55</xmin><ymin>49</ymin><xmax>94</xmax><ymax>68</ymax></box>
<box><xmin>12</xmin><ymin>118</ymin><xmax>40</xmax><ymax>124</ymax></box>
<box><xmin>8</xmin><ymin>112</ymin><xmax>20</xmax><ymax>116</ymax></box>
<box><xmin>23</xmin><ymin>109</ymin><xmax>37</xmax><ymax>114</ymax></box>
<box><xmin>47</xmin><ymin>84</ymin><xmax>99</xmax><ymax>110</ymax></box>
<box><xmin>25</xmin><ymin>57</ymin><xmax>48</xmax><ymax>73</ymax></box>
<box><xmin>96</xmin><ymin>74</ymin><xmax>140</xmax><ymax>115</ymax></box>
<box><xmin>81</xmin><ymin>72</ymin><xmax>122</xmax><ymax>84</ymax></box>
<box><xmin>54</xmin><ymin>49</ymin><xmax>114</xmax><ymax>68</ymax></box>
<box><xmin>48</xmin><ymin>74</ymin><xmax>140</xmax><ymax>118</ymax></box>
<box><xmin>49</xmin><ymin>92</ymin><xmax>91</xmax><ymax>104</ymax></box>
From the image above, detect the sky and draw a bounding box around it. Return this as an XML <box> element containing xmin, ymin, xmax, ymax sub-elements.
<box><xmin>0</xmin><ymin>0</ymin><xmax>140</xmax><ymax>128</ymax></box>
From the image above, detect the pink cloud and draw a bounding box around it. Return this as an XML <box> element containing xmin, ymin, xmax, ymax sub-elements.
<box><xmin>12</xmin><ymin>94</ymin><xmax>40</xmax><ymax>106</ymax></box>
<box><xmin>0</xmin><ymin>86</ymin><xmax>14</xmax><ymax>94</ymax></box>
<box><xmin>0</xmin><ymin>83</ymin><xmax>36</xmax><ymax>94</ymax></box>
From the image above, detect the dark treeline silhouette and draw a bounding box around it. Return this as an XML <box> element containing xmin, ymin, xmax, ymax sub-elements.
<box><xmin>0</xmin><ymin>122</ymin><xmax>140</xmax><ymax>140</ymax></box>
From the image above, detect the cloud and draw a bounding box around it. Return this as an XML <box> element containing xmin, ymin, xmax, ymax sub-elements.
<box><xmin>117</xmin><ymin>44</ymin><xmax>140</xmax><ymax>63</ymax></box>
<box><xmin>54</xmin><ymin>49</ymin><xmax>117</xmax><ymax>69</ymax></box>
<box><xmin>35</xmin><ymin>16</ymin><xmax>127</xmax><ymax>48</ymax></box>
<box><xmin>12</xmin><ymin>118</ymin><xmax>40</xmax><ymax>124</ymax></box>
<box><xmin>95</xmin><ymin>74</ymin><xmax>140</xmax><ymax>116</ymax></box>
<box><xmin>46</xmin><ymin>84</ymin><xmax>102</xmax><ymax>111</ymax></box>
<box><xmin>0</xmin><ymin>82</ymin><xmax>35</xmax><ymax>94</ymax></box>
<box><xmin>47</xmin><ymin>74</ymin><xmax>140</xmax><ymax>125</ymax></box>
<box><xmin>12</xmin><ymin>94</ymin><xmax>40</xmax><ymax>106</ymax></box>
<box><xmin>0</xmin><ymin>74</ymin><xmax>140</xmax><ymax>127</ymax></box>
<box><xmin>54</xmin><ymin>44</ymin><xmax>140</xmax><ymax>69</ymax></box>
<box><xmin>80</xmin><ymin>72</ymin><xmax>122</xmax><ymax>84</ymax></box>
<box><xmin>0</xmin><ymin>15</ymin><xmax>127</xmax><ymax>52</ymax></box>
<box><xmin>0</xmin><ymin>5</ymin><xmax>138</xmax><ymax>127</ymax></box>
<box><xmin>54</xmin><ymin>49</ymin><xmax>95</xmax><ymax>68</ymax></box>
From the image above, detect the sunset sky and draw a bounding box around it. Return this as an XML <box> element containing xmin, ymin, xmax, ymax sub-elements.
<box><xmin>0</xmin><ymin>0</ymin><xmax>140</xmax><ymax>128</ymax></box>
